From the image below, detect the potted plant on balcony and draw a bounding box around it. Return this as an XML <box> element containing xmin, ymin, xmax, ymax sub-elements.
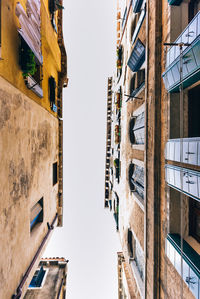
<box><xmin>20</xmin><ymin>48</ymin><xmax>37</xmax><ymax>78</ymax></box>
<box><xmin>116</xmin><ymin>46</ymin><xmax>122</xmax><ymax>69</ymax></box>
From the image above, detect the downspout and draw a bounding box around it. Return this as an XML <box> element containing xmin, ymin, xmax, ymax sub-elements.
<box><xmin>57</xmin><ymin>0</ymin><xmax>67</xmax><ymax>227</ymax></box>
<box><xmin>144</xmin><ymin>0</ymin><xmax>149</xmax><ymax>298</ymax></box>
<box><xmin>12</xmin><ymin>214</ymin><xmax>58</xmax><ymax>299</ymax></box>
<box><xmin>57</xmin><ymin>278</ymin><xmax>64</xmax><ymax>299</ymax></box>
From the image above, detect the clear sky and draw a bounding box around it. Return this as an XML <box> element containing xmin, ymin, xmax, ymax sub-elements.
<box><xmin>44</xmin><ymin>1</ymin><xmax>121</xmax><ymax>298</ymax></box>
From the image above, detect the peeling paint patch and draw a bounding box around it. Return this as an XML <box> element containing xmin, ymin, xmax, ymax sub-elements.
<box><xmin>9</xmin><ymin>159</ymin><xmax>31</xmax><ymax>203</ymax></box>
<box><xmin>0</xmin><ymin>91</ymin><xmax>11</xmax><ymax>129</ymax></box>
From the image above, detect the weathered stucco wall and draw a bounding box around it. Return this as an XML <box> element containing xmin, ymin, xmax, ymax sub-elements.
<box><xmin>0</xmin><ymin>0</ymin><xmax>61</xmax><ymax>115</ymax></box>
<box><xmin>0</xmin><ymin>76</ymin><xmax>59</xmax><ymax>298</ymax></box>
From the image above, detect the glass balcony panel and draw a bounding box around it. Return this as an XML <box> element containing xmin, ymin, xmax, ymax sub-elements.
<box><xmin>192</xmin><ymin>41</ymin><xmax>200</xmax><ymax>66</ymax></box>
<box><xmin>189</xmin><ymin>268</ymin><xmax>199</xmax><ymax>299</ymax></box>
<box><xmin>182</xmin><ymin>259</ymin><xmax>190</xmax><ymax>285</ymax></box>
<box><xmin>188</xmin><ymin>17</ymin><xmax>197</xmax><ymax>44</ymax></box>
<box><xmin>165</xmin><ymin>141</ymin><xmax>170</xmax><ymax>159</ymax></box>
<box><xmin>169</xmin><ymin>141</ymin><xmax>175</xmax><ymax>160</ymax></box>
<box><xmin>188</xmin><ymin>173</ymin><xmax>198</xmax><ymax>198</ymax></box>
<box><xmin>197</xmin><ymin>175</ymin><xmax>200</xmax><ymax>199</ymax></box>
<box><xmin>171</xmin><ymin>63</ymin><xmax>180</xmax><ymax>84</ymax></box>
<box><xmin>174</xmin><ymin>169</ymin><xmax>181</xmax><ymax>189</ymax></box>
<box><xmin>167</xmin><ymin>69</ymin><xmax>175</xmax><ymax>87</ymax></box>
<box><xmin>174</xmin><ymin>37</ymin><xmax>181</xmax><ymax>60</ymax></box>
<box><xmin>182</xmin><ymin>171</ymin><xmax>190</xmax><ymax>194</ymax></box>
<box><xmin>183</xmin><ymin>51</ymin><xmax>197</xmax><ymax>74</ymax></box>
<box><xmin>198</xmin><ymin>142</ymin><xmax>200</xmax><ymax>166</ymax></box>
<box><xmin>174</xmin><ymin>141</ymin><xmax>181</xmax><ymax>162</ymax></box>
<box><xmin>163</xmin><ymin>73</ymin><xmax>169</xmax><ymax>90</ymax></box>
<box><xmin>182</xmin><ymin>27</ymin><xmax>189</xmax><ymax>52</ymax></box>
<box><xmin>169</xmin><ymin>47</ymin><xmax>175</xmax><ymax>66</ymax></box>
<box><xmin>168</xmin><ymin>241</ymin><xmax>175</xmax><ymax>265</ymax></box>
<box><xmin>198</xmin><ymin>13</ymin><xmax>200</xmax><ymax>36</ymax></box>
<box><xmin>188</xmin><ymin>142</ymin><xmax>198</xmax><ymax>165</ymax></box>
<box><xmin>166</xmin><ymin>166</ymin><xmax>175</xmax><ymax>186</ymax></box>
<box><xmin>182</xmin><ymin>141</ymin><xmax>189</xmax><ymax>163</ymax></box>
<box><xmin>174</xmin><ymin>250</ymin><xmax>182</xmax><ymax>275</ymax></box>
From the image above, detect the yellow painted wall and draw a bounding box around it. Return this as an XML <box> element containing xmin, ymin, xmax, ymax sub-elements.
<box><xmin>0</xmin><ymin>0</ymin><xmax>61</xmax><ymax>116</ymax></box>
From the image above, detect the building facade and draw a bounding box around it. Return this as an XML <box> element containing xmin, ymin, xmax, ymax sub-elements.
<box><xmin>0</xmin><ymin>1</ymin><xmax>67</xmax><ymax>298</ymax></box>
<box><xmin>24</xmin><ymin>258</ymin><xmax>68</xmax><ymax>299</ymax></box>
<box><xmin>105</xmin><ymin>0</ymin><xmax>200</xmax><ymax>298</ymax></box>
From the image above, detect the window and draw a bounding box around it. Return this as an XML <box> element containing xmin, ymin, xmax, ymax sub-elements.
<box><xmin>49</xmin><ymin>76</ymin><xmax>57</xmax><ymax>112</ymax></box>
<box><xmin>189</xmin><ymin>198</ymin><xmax>200</xmax><ymax>243</ymax></box>
<box><xmin>30</xmin><ymin>198</ymin><xmax>43</xmax><ymax>231</ymax></box>
<box><xmin>129</xmin><ymin>164</ymin><xmax>144</xmax><ymax>198</ymax></box>
<box><xmin>189</xmin><ymin>0</ymin><xmax>200</xmax><ymax>23</ymax></box>
<box><xmin>53</xmin><ymin>162</ymin><xmax>58</xmax><ymax>185</ymax></box>
<box><xmin>29</xmin><ymin>266</ymin><xmax>46</xmax><ymax>288</ymax></box>
<box><xmin>49</xmin><ymin>0</ymin><xmax>64</xmax><ymax>31</ymax></box>
<box><xmin>128</xmin><ymin>229</ymin><xmax>135</xmax><ymax>258</ymax></box>
<box><xmin>127</xmin><ymin>39</ymin><xmax>145</xmax><ymax>72</ymax></box>
<box><xmin>188</xmin><ymin>85</ymin><xmax>200</xmax><ymax>138</ymax></box>
<box><xmin>129</xmin><ymin>112</ymin><xmax>145</xmax><ymax>145</ymax></box>
<box><xmin>128</xmin><ymin>229</ymin><xmax>144</xmax><ymax>281</ymax></box>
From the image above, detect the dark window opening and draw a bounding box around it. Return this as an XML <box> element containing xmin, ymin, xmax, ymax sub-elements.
<box><xmin>29</xmin><ymin>266</ymin><xmax>46</xmax><ymax>288</ymax></box>
<box><xmin>130</xmin><ymin>75</ymin><xmax>136</xmax><ymax>94</ymax></box>
<box><xmin>188</xmin><ymin>0</ymin><xmax>200</xmax><ymax>23</ymax></box>
<box><xmin>188</xmin><ymin>85</ymin><xmax>200</xmax><ymax>137</ymax></box>
<box><xmin>53</xmin><ymin>162</ymin><xmax>58</xmax><ymax>185</ymax></box>
<box><xmin>137</xmin><ymin>69</ymin><xmax>145</xmax><ymax>87</ymax></box>
<box><xmin>129</xmin><ymin>112</ymin><xmax>145</xmax><ymax>144</ymax></box>
<box><xmin>128</xmin><ymin>229</ymin><xmax>134</xmax><ymax>257</ymax></box>
<box><xmin>129</xmin><ymin>164</ymin><xmax>144</xmax><ymax>198</ymax></box>
<box><xmin>189</xmin><ymin>197</ymin><xmax>200</xmax><ymax>243</ymax></box>
<box><xmin>30</xmin><ymin>198</ymin><xmax>43</xmax><ymax>231</ymax></box>
<box><xmin>49</xmin><ymin>76</ymin><xmax>57</xmax><ymax>112</ymax></box>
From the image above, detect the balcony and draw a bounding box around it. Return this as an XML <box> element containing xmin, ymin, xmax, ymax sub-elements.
<box><xmin>162</xmin><ymin>11</ymin><xmax>200</xmax><ymax>92</ymax></box>
<box><xmin>128</xmin><ymin>39</ymin><xmax>145</xmax><ymax>72</ymax></box>
<box><xmin>165</xmin><ymin>164</ymin><xmax>200</xmax><ymax>201</ymax></box>
<box><xmin>132</xmin><ymin>0</ymin><xmax>143</xmax><ymax>13</ymax></box>
<box><xmin>166</xmin><ymin>234</ymin><xmax>200</xmax><ymax>299</ymax></box>
<box><xmin>165</xmin><ymin>137</ymin><xmax>200</xmax><ymax>166</ymax></box>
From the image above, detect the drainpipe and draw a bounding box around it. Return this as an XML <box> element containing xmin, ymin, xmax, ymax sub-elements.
<box><xmin>12</xmin><ymin>214</ymin><xmax>58</xmax><ymax>299</ymax></box>
<box><xmin>57</xmin><ymin>278</ymin><xmax>64</xmax><ymax>299</ymax></box>
<box><xmin>144</xmin><ymin>0</ymin><xmax>150</xmax><ymax>298</ymax></box>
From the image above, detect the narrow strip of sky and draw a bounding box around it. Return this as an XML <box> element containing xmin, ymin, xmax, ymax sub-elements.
<box><xmin>44</xmin><ymin>1</ymin><xmax>121</xmax><ymax>299</ymax></box>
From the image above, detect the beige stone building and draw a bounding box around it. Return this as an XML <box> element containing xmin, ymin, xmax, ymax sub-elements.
<box><xmin>0</xmin><ymin>0</ymin><xmax>67</xmax><ymax>298</ymax></box>
<box><xmin>24</xmin><ymin>258</ymin><xmax>68</xmax><ymax>299</ymax></box>
<box><xmin>105</xmin><ymin>0</ymin><xmax>200</xmax><ymax>298</ymax></box>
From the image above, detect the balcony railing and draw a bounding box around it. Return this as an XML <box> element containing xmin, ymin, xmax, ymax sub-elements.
<box><xmin>162</xmin><ymin>11</ymin><xmax>200</xmax><ymax>92</ymax></box>
<box><xmin>165</xmin><ymin>137</ymin><xmax>200</xmax><ymax>166</ymax></box>
<box><xmin>166</xmin><ymin>234</ymin><xmax>200</xmax><ymax>299</ymax></box>
<box><xmin>165</xmin><ymin>164</ymin><xmax>200</xmax><ymax>201</ymax></box>
<box><xmin>132</xmin><ymin>0</ymin><xmax>143</xmax><ymax>13</ymax></box>
<box><xmin>128</xmin><ymin>39</ymin><xmax>145</xmax><ymax>72</ymax></box>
